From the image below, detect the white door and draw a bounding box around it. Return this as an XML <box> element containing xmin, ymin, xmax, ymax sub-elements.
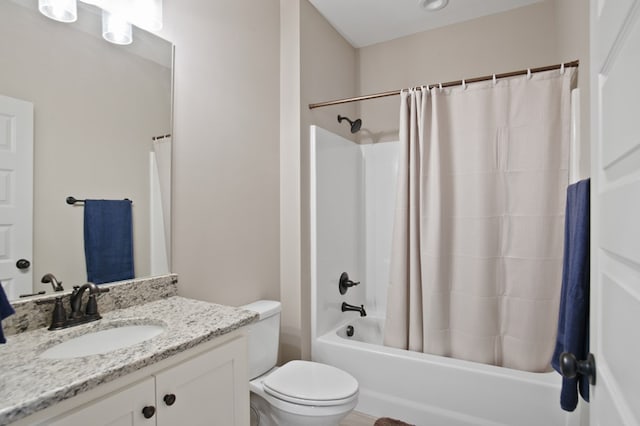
<box><xmin>590</xmin><ymin>0</ymin><xmax>640</xmax><ymax>424</ymax></box>
<box><xmin>0</xmin><ymin>95</ymin><xmax>33</xmax><ymax>299</ymax></box>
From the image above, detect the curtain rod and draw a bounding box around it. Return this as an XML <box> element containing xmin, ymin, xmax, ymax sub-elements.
<box><xmin>308</xmin><ymin>60</ymin><xmax>579</xmax><ymax>110</ymax></box>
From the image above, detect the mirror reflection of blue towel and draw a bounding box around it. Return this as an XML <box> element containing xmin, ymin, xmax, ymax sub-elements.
<box><xmin>0</xmin><ymin>282</ymin><xmax>15</xmax><ymax>343</ymax></box>
<box><xmin>84</xmin><ymin>200</ymin><xmax>134</xmax><ymax>285</ymax></box>
<box><xmin>551</xmin><ymin>179</ymin><xmax>590</xmax><ymax>412</ymax></box>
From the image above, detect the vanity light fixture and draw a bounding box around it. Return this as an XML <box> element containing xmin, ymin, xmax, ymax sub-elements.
<box><xmin>91</xmin><ymin>0</ymin><xmax>163</xmax><ymax>32</ymax></box>
<box><xmin>102</xmin><ymin>10</ymin><xmax>133</xmax><ymax>45</ymax></box>
<box><xmin>37</xmin><ymin>0</ymin><xmax>163</xmax><ymax>45</ymax></box>
<box><xmin>38</xmin><ymin>0</ymin><xmax>78</xmax><ymax>23</ymax></box>
<box><xmin>419</xmin><ymin>0</ymin><xmax>449</xmax><ymax>11</ymax></box>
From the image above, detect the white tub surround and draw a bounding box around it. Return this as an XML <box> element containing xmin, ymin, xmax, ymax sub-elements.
<box><xmin>316</xmin><ymin>317</ymin><xmax>574</xmax><ymax>426</ymax></box>
<box><xmin>0</xmin><ymin>296</ymin><xmax>257</xmax><ymax>424</ymax></box>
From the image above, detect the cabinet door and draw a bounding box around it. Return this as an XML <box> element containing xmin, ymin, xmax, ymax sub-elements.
<box><xmin>155</xmin><ymin>336</ymin><xmax>249</xmax><ymax>426</ymax></box>
<box><xmin>46</xmin><ymin>377</ymin><xmax>156</xmax><ymax>426</ymax></box>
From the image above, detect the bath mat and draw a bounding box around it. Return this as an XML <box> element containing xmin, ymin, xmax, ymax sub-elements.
<box><xmin>374</xmin><ymin>417</ymin><xmax>415</xmax><ymax>426</ymax></box>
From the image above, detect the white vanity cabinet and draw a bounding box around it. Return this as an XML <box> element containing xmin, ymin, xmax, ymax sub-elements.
<box><xmin>154</xmin><ymin>334</ymin><xmax>246</xmax><ymax>426</ymax></box>
<box><xmin>21</xmin><ymin>331</ymin><xmax>249</xmax><ymax>426</ymax></box>
<box><xmin>46</xmin><ymin>378</ymin><xmax>156</xmax><ymax>426</ymax></box>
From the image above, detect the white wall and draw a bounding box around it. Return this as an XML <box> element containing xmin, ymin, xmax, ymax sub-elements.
<box><xmin>311</xmin><ymin>125</ymin><xmax>402</xmax><ymax>338</ymax></box>
<box><xmin>363</xmin><ymin>141</ymin><xmax>400</xmax><ymax>317</ymax></box>
<box><xmin>310</xmin><ymin>126</ymin><xmax>366</xmax><ymax>338</ymax></box>
<box><xmin>158</xmin><ymin>0</ymin><xmax>281</xmax><ymax>307</ymax></box>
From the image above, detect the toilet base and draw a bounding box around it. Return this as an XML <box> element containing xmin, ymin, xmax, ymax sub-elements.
<box><xmin>250</xmin><ymin>392</ymin><xmax>356</xmax><ymax>426</ymax></box>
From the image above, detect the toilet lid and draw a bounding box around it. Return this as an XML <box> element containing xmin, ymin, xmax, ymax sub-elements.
<box><xmin>263</xmin><ymin>360</ymin><xmax>358</xmax><ymax>406</ymax></box>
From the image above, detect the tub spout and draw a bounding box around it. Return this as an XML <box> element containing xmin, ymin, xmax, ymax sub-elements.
<box><xmin>342</xmin><ymin>302</ymin><xmax>366</xmax><ymax>317</ymax></box>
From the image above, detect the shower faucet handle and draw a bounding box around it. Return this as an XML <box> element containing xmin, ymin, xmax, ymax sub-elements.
<box><xmin>339</xmin><ymin>272</ymin><xmax>360</xmax><ymax>295</ymax></box>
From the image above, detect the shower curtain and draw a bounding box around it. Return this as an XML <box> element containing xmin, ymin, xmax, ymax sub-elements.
<box><xmin>384</xmin><ymin>69</ymin><xmax>577</xmax><ymax>372</ymax></box>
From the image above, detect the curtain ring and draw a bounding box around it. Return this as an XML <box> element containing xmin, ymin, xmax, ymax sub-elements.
<box><xmin>462</xmin><ymin>79</ymin><xmax>466</xmax><ymax>90</ymax></box>
<box><xmin>527</xmin><ymin>68</ymin><xmax>532</xmax><ymax>80</ymax></box>
<box><xmin>439</xmin><ymin>82</ymin><xmax>443</xmax><ymax>91</ymax></box>
<box><xmin>492</xmin><ymin>74</ymin><xmax>497</xmax><ymax>86</ymax></box>
<box><xmin>560</xmin><ymin>63</ymin><xmax>565</xmax><ymax>75</ymax></box>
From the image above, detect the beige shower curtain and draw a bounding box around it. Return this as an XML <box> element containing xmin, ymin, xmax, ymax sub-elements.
<box><xmin>384</xmin><ymin>69</ymin><xmax>576</xmax><ymax>372</ymax></box>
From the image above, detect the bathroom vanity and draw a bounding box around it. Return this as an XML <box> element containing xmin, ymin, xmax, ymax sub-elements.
<box><xmin>0</xmin><ymin>277</ymin><xmax>257</xmax><ymax>425</ymax></box>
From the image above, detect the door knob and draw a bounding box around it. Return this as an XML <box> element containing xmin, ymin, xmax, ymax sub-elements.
<box><xmin>559</xmin><ymin>352</ymin><xmax>596</xmax><ymax>385</ymax></box>
<box><xmin>16</xmin><ymin>259</ymin><xmax>31</xmax><ymax>270</ymax></box>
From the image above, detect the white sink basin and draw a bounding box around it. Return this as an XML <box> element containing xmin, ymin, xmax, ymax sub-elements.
<box><xmin>40</xmin><ymin>324</ymin><xmax>165</xmax><ymax>359</ymax></box>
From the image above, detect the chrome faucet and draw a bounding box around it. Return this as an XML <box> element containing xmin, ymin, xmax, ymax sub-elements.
<box><xmin>341</xmin><ymin>302</ymin><xmax>367</xmax><ymax>317</ymax></box>
<box><xmin>41</xmin><ymin>273</ymin><xmax>64</xmax><ymax>292</ymax></box>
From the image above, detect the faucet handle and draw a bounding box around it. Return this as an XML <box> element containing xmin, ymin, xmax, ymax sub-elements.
<box><xmin>97</xmin><ymin>286</ymin><xmax>110</xmax><ymax>294</ymax></box>
<box><xmin>85</xmin><ymin>285</ymin><xmax>109</xmax><ymax>317</ymax></box>
<box><xmin>49</xmin><ymin>297</ymin><xmax>67</xmax><ymax>330</ymax></box>
<box><xmin>85</xmin><ymin>294</ymin><xmax>100</xmax><ymax>317</ymax></box>
<box><xmin>339</xmin><ymin>272</ymin><xmax>360</xmax><ymax>295</ymax></box>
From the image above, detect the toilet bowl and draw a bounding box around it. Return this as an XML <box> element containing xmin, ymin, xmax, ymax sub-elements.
<box><xmin>242</xmin><ymin>301</ymin><xmax>359</xmax><ymax>426</ymax></box>
<box><xmin>250</xmin><ymin>361</ymin><xmax>358</xmax><ymax>426</ymax></box>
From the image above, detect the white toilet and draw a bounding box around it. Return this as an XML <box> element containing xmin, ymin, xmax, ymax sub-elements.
<box><xmin>242</xmin><ymin>300</ymin><xmax>358</xmax><ymax>426</ymax></box>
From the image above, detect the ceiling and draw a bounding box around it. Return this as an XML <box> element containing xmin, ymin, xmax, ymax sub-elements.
<box><xmin>308</xmin><ymin>0</ymin><xmax>543</xmax><ymax>48</ymax></box>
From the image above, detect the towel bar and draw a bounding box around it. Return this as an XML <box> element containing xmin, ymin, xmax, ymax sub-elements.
<box><xmin>66</xmin><ymin>196</ymin><xmax>132</xmax><ymax>205</ymax></box>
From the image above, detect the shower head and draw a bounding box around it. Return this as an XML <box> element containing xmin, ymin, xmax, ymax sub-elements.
<box><xmin>337</xmin><ymin>115</ymin><xmax>362</xmax><ymax>134</ymax></box>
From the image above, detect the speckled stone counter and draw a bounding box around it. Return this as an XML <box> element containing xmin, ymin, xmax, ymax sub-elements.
<box><xmin>0</xmin><ymin>296</ymin><xmax>258</xmax><ymax>424</ymax></box>
<box><xmin>3</xmin><ymin>274</ymin><xmax>179</xmax><ymax>336</ymax></box>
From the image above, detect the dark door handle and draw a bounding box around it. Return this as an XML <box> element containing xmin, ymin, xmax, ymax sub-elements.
<box><xmin>16</xmin><ymin>259</ymin><xmax>31</xmax><ymax>270</ymax></box>
<box><xmin>559</xmin><ymin>352</ymin><xmax>596</xmax><ymax>385</ymax></box>
<box><xmin>163</xmin><ymin>393</ymin><xmax>176</xmax><ymax>406</ymax></box>
<box><xmin>141</xmin><ymin>405</ymin><xmax>156</xmax><ymax>419</ymax></box>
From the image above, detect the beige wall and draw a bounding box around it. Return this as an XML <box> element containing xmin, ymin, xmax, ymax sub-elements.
<box><xmin>159</xmin><ymin>0</ymin><xmax>281</xmax><ymax>306</ymax></box>
<box><xmin>280</xmin><ymin>0</ymin><xmax>302</xmax><ymax>363</ymax></box>
<box><xmin>358</xmin><ymin>0</ymin><xmax>560</xmax><ymax>144</ymax></box>
<box><xmin>280</xmin><ymin>0</ymin><xmax>358</xmax><ymax>361</ymax></box>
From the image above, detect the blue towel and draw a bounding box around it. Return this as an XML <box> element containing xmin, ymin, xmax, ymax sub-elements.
<box><xmin>551</xmin><ymin>179</ymin><xmax>590</xmax><ymax>411</ymax></box>
<box><xmin>84</xmin><ymin>199</ymin><xmax>134</xmax><ymax>284</ymax></box>
<box><xmin>0</xmin><ymin>282</ymin><xmax>15</xmax><ymax>344</ymax></box>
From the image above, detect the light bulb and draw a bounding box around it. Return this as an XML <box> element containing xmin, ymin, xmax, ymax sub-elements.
<box><xmin>102</xmin><ymin>10</ymin><xmax>133</xmax><ymax>45</ymax></box>
<box><xmin>38</xmin><ymin>0</ymin><xmax>78</xmax><ymax>23</ymax></box>
<box><xmin>419</xmin><ymin>0</ymin><xmax>449</xmax><ymax>11</ymax></box>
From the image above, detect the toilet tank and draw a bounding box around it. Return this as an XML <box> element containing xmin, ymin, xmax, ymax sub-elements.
<box><xmin>241</xmin><ymin>300</ymin><xmax>281</xmax><ymax>380</ymax></box>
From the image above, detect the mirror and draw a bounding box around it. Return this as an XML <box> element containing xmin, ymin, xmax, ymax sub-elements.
<box><xmin>0</xmin><ymin>0</ymin><xmax>173</xmax><ymax>300</ymax></box>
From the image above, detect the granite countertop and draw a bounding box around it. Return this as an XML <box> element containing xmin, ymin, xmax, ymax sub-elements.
<box><xmin>0</xmin><ymin>296</ymin><xmax>258</xmax><ymax>424</ymax></box>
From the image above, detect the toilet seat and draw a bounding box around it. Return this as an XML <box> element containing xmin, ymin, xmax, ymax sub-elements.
<box><xmin>262</xmin><ymin>360</ymin><xmax>358</xmax><ymax>407</ymax></box>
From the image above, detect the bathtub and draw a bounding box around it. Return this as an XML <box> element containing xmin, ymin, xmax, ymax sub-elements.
<box><xmin>312</xmin><ymin>317</ymin><xmax>581</xmax><ymax>426</ymax></box>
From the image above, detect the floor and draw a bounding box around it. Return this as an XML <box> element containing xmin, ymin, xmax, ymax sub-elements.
<box><xmin>340</xmin><ymin>411</ymin><xmax>377</xmax><ymax>426</ymax></box>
